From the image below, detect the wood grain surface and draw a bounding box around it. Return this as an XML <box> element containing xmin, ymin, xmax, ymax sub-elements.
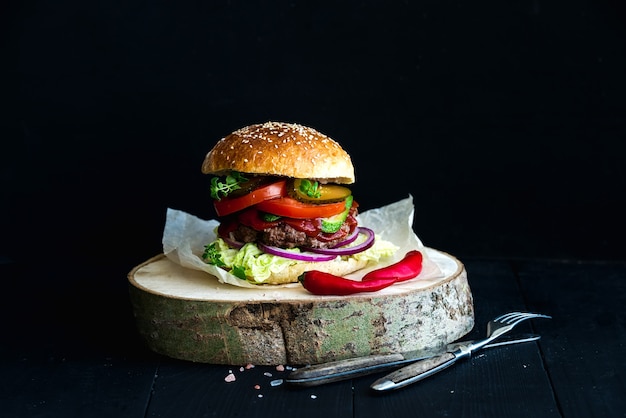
<box><xmin>128</xmin><ymin>249</ymin><xmax>475</xmax><ymax>365</ymax></box>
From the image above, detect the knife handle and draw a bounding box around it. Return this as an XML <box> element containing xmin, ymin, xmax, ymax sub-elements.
<box><xmin>286</xmin><ymin>353</ymin><xmax>406</xmax><ymax>387</ymax></box>
<box><xmin>370</xmin><ymin>352</ymin><xmax>458</xmax><ymax>391</ymax></box>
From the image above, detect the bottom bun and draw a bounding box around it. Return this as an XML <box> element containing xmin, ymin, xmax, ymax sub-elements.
<box><xmin>261</xmin><ymin>257</ymin><xmax>369</xmax><ymax>285</ymax></box>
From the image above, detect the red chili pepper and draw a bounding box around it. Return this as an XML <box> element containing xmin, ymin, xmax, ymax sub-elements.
<box><xmin>298</xmin><ymin>271</ymin><xmax>397</xmax><ymax>296</ymax></box>
<box><xmin>362</xmin><ymin>250</ymin><xmax>423</xmax><ymax>282</ymax></box>
<box><xmin>298</xmin><ymin>250</ymin><xmax>424</xmax><ymax>295</ymax></box>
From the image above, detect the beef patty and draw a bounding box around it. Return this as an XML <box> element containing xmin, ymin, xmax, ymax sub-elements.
<box><xmin>232</xmin><ymin>223</ymin><xmax>352</xmax><ymax>249</ymax></box>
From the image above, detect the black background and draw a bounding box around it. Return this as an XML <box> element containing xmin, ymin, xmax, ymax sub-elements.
<box><xmin>2</xmin><ymin>0</ymin><xmax>626</xmax><ymax>271</ymax></box>
<box><xmin>1</xmin><ymin>4</ymin><xmax>625</xmax><ymax>415</ymax></box>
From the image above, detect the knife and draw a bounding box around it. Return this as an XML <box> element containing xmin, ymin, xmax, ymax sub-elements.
<box><xmin>285</xmin><ymin>333</ymin><xmax>540</xmax><ymax>387</ymax></box>
<box><xmin>370</xmin><ymin>332</ymin><xmax>544</xmax><ymax>391</ymax></box>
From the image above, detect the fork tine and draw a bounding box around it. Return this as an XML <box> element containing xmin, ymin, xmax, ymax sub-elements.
<box><xmin>495</xmin><ymin>312</ymin><xmax>551</xmax><ymax>324</ymax></box>
<box><xmin>509</xmin><ymin>313</ymin><xmax>541</xmax><ymax>326</ymax></box>
<box><xmin>516</xmin><ymin>313</ymin><xmax>551</xmax><ymax>323</ymax></box>
<box><xmin>506</xmin><ymin>312</ymin><xmax>538</xmax><ymax>323</ymax></box>
<box><xmin>494</xmin><ymin>312</ymin><xmax>524</xmax><ymax>322</ymax></box>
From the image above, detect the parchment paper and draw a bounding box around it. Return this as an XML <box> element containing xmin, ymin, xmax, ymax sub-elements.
<box><xmin>162</xmin><ymin>195</ymin><xmax>443</xmax><ymax>288</ymax></box>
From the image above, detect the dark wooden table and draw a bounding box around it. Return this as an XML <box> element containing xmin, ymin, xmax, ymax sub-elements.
<box><xmin>2</xmin><ymin>257</ymin><xmax>624</xmax><ymax>417</ymax></box>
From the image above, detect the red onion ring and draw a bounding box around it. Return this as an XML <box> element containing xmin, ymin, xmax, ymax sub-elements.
<box><xmin>257</xmin><ymin>243</ymin><xmax>337</xmax><ymax>262</ymax></box>
<box><xmin>305</xmin><ymin>227</ymin><xmax>375</xmax><ymax>256</ymax></box>
<box><xmin>219</xmin><ymin>233</ymin><xmax>245</xmax><ymax>249</ymax></box>
<box><xmin>330</xmin><ymin>227</ymin><xmax>360</xmax><ymax>248</ymax></box>
<box><xmin>218</xmin><ymin>226</ymin><xmax>374</xmax><ymax>261</ymax></box>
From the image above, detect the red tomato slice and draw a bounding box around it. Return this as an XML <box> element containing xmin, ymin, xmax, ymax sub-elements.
<box><xmin>213</xmin><ymin>180</ymin><xmax>287</xmax><ymax>216</ymax></box>
<box><xmin>237</xmin><ymin>208</ymin><xmax>280</xmax><ymax>231</ymax></box>
<box><xmin>255</xmin><ymin>196</ymin><xmax>346</xmax><ymax>219</ymax></box>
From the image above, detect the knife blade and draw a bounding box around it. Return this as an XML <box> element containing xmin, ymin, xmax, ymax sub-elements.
<box><xmin>285</xmin><ymin>333</ymin><xmax>540</xmax><ymax>387</ymax></box>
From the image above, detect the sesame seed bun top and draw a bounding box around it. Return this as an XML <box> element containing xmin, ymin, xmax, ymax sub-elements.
<box><xmin>201</xmin><ymin>122</ymin><xmax>355</xmax><ymax>184</ymax></box>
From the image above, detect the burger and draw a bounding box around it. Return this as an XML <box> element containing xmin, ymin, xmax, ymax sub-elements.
<box><xmin>200</xmin><ymin>121</ymin><xmax>398</xmax><ymax>285</ymax></box>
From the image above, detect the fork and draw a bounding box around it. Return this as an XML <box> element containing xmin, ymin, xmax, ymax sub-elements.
<box><xmin>370</xmin><ymin>311</ymin><xmax>551</xmax><ymax>391</ymax></box>
<box><xmin>486</xmin><ymin>312</ymin><xmax>552</xmax><ymax>344</ymax></box>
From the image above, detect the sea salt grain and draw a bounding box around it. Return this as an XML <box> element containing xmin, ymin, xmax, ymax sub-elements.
<box><xmin>224</xmin><ymin>373</ymin><xmax>236</xmax><ymax>383</ymax></box>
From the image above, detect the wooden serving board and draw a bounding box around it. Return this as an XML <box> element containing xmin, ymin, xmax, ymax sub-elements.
<box><xmin>128</xmin><ymin>248</ymin><xmax>474</xmax><ymax>366</ymax></box>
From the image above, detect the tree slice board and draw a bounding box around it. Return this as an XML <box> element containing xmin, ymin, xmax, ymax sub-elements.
<box><xmin>128</xmin><ymin>248</ymin><xmax>474</xmax><ymax>366</ymax></box>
